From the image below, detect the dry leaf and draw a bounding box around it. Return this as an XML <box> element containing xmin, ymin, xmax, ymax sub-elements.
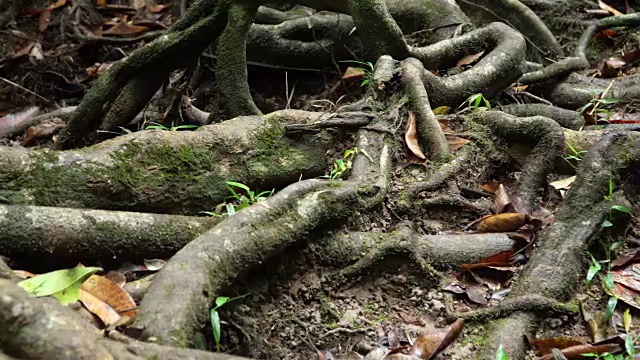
<box><xmin>530</xmin><ymin>337</ymin><xmax>585</xmax><ymax>355</ymax></box>
<box><xmin>476</xmin><ymin>213</ymin><xmax>531</xmax><ymax>232</ymax></box>
<box><xmin>38</xmin><ymin>8</ymin><xmax>52</xmax><ymax>32</ymax></box>
<box><xmin>432</xmin><ymin>106</ymin><xmax>451</xmax><ymax>115</ymax></box>
<box><xmin>405</xmin><ymin>112</ymin><xmax>426</xmax><ymax>160</ymax></box>
<box><xmin>550</xmin><ymin>176</ymin><xmax>576</xmax><ymax>191</ymax></box>
<box><xmin>409</xmin><ymin>319</ymin><xmax>464</xmax><ymax>359</ymax></box>
<box><xmin>22</xmin><ymin>123</ymin><xmax>63</xmax><ymax>146</ymax></box>
<box><xmin>601</xmin><ymin>57</ymin><xmax>626</xmax><ymax>78</ymax></box>
<box><xmin>79</xmin><ymin>274</ymin><xmax>138</xmax><ymax>326</ymax></box>
<box><xmin>536</xmin><ymin>343</ymin><xmax>620</xmax><ymax>360</ymax></box>
<box><xmin>103</xmin><ymin>21</ymin><xmax>149</xmax><ymax>37</ymax></box>
<box><xmin>491</xmin><ymin>184</ymin><xmax>511</xmax><ymax>214</ymax></box>
<box><xmin>343</xmin><ymin>67</ymin><xmax>365</xmax><ymax>81</ymax></box>
<box><xmin>446</xmin><ymin>135</ymin><xmax>470</xmax><ymax>152</ymax></box>
<box><xmin>457</xmin><ymin>51</ymin><xmax>484</xmax><ymax>66</ymax></box>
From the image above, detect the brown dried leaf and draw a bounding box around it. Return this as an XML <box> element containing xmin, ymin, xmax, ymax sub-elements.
<box><xmin>465</xmin><ymin>282</ymin><xmax>489</xmax><ymax>305</ymax></box>
<box><xmin>446</xmin><ymin>135</ymin><xmax>470</xmax><ymax>152</ymax></box>
<box><xmin>476</xmin><ymin>213</ymin><xmax>531</xmax><ymax>232</ymax></box>
<box><xmin>22</xmin><ymin>123</ymin><xmax>63</xmax><ymax>146</ymax></box>
<box><xmin>457</xmin><ymin>51</ymin><xmax>484</xmax><ymax>66</ymax></box>
<box><xmin>38</xmin><ymin>8</ymin><xmax>52</xmax><ymax>32</ymax></box>
<box><xmin>409</xmin><ymin>319</ymin><xmax>464</xmax><ymax>359</ymax></box>
<box><xmin>103</xmin><ymin>21</ymin><xmax>149</xmax><ymax>37</ymax></box>
<box><xmin>491</xmin><ymin>184</ymin><xmax>511</xmax><ymax>214</ymax></box>
<box><xmin>397</xmin><ymin>309</ymin><xmax>424</xmax><ymax>326</ymax></box>
<box><xmin>79</xmin><ymin>274</ymin><xmax>138</xmax><ymax>326</ymax></box>
<box><xmin>530</xmin><ymin>337</ymin><xmax>585</xmax><ymax>355</ymax></box>
<box><xmin>343</xmin><ymin>67</ymin><xmax>365</xmax><ymax>81</ymax></box>
<box><xmin>612</xmin><ymin>248</ymin><xmax>640</xmax><ymax>269</ymax></box>
<box><xmin>536</xmin><ymin>343</ymin><xmax>620</xmax><ymax>360</ymax></box>
<box><xmin>405</xmin><ymin>112</ymin><xmax>426</xmax><ymax>160</ymax></box>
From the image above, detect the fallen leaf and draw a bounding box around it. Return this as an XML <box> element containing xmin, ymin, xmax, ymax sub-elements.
<box><xmin>79</xmin><ymin>274</ymin><xmax>138</xmax><ymax>326</ymax></box>
<box><xmin>536</xmin><ymin>343</ymin><xmax>620</xmax><ymax>360</ymax></box>
<box><xmin>512</xmin><ymin>84</ymin><xmax>529</xmax><ymax>92</ymax></box>
<box><xmin>491</xmin><ymin>184</ymin><xmax>511</xmax><ymax>214</ymax></box>
<box><xmin>397</xmin><ymin>309</ymin><xmax>424</xmax><ymax>326</ymax></box>
<box><xmin>598</xmin><ymin>0</ymin><xmax>624</xmax><ymax>15</ymax></box>
<box><xmin>612</xmin><ymin>248</ymin><xmax>640</xmax><ymax>268</ymax></box>
<box><xmin>476</xmin><ymin>213</ymin><xmax>531</xmax><ymax>232</ymax></box>
<box><xmin>405</xmin><ymin>112</ymin><xmax>426</xmax><ymax>160</ymax></box>
<box><xmin>550</xmin><ymin>176</ymin><xmax>576</xmax><ymax>191</ymax></box>
<box><xmin>103</xmin><ymin>21</ymin><xmax>149</xmax><ymax>37</ymax></box>
<box><xmin>17</xmin><ymin>265</ymin><xmax>102</xmax><ymax>305</ymax></box>
<box><xmin>343</xmin><ymin>67</ymin><xmax>365</xmax><ymax>81</ymax></box>
<box><xmin>446</xmin><ymin>135</ymin><xmax>470</xmax><ymax>152</ymax></box>
<box><xmin>409</xmin><ymin>319</ymin><xmax>464</xmax><ymax>359</ymax></box>
<box><xmin>38</xmin><ymin>8</ymin><xmax>52</xmax><ymax>32</ymax></box>
<box><xmin>457</xmin><ymin>51</ymin><xmax>484</xmax><ymax>66</ymax></box>
<box><xmin>530</xmin><ymin>337</ymin><xmax>586</xmax><ymax>355</ymax></box>
<box><xmin>432</xmin><ymin>106</ymin><xmax>450</xmax><ymax>115</ymax></box>
<box><xmin>22</xmin><ymin>123</ymin><xmax>63</xmax><ymax>146</ymax></box>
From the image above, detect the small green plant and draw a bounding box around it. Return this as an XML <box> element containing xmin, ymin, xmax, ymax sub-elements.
<box><xmin>202</xmin><ymin>181</ymin><xmax>274</xmax><ymax>217</ymax></box>
<box><xmin>210</xmin><ymin>294</ymin><xmax>248</xmax><ymax>352</ymax></box>
<box><xmin>602</xmin><ymin>174</ymin><xmax>632</xmax><ymax>229</ymax></box>
<box><xmin>322</xmin><ymin>147</ymin><xmax>358</xmax><ymax>180</ymax></box>
<box><xmin>460</xmin><ymin>93</ymin><xmax>491</xmax><ymax>112</ymax></box>
<box><xmin>145</xmin><ymin>121</ymin><xmax>199</xmax><ymax>131</ymax></box>
<box><xmin>341</xmin><ymin>60</ymin><xmax>374</xmax><ymax>87</ymax></box>
<box><xmin>564</xmin><ymin>142</ymin><xmax>588</xmax><ymax>169</ymax></box>
<box><xmin>578</xmin><ymin>81</ymin><xmax>623</xmax><ymax>124</ymax></box>
<box><xmin>495</xmin><ymin>345</ymin><xmax>509</xmax><ymax>360</ymax></box>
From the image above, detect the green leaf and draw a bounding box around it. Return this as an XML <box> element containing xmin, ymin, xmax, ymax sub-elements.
<box><xmin>611</xmin><ymin>241</ymin><xmax>625</xmax><ymax>252</ymax></box>
<box><xmin>225</xmin><ymin>181</ymin><xmax>251</xmax><ymax>193</ymax></box>
<box><xmin>612</xmin><ymin>205</ymin><xmax>631</xmax><ymax>214</ymax></box>
<box><xmin>51</xmin><ymin>281</ymin><xmax>83</xmax><ymax>305</ymax></box>
<box><xmin>215</xmin><ymin>296</ymin><xmax>231</xmax><ymax>309</ymax></box>
<box><xmin>605</xmin><ymin>296</ymin><xmax>618</xmax><ymax>321</ymax></box>
<box><xmin>495</xmin><ymin>345</ymin><xmax>508</xmax><ymax>360</ymax></box>
<box><xmin>624</xmin><ymin>308</ymin><xmax>632</xmax><ymax>333</ymax></box>
<box><xmin>211</xmin><ymin>309</ymin><xmax>221</xmax><ymax>351</ymax></box>
<box><xmin>18</xmin><ymin>265</ymin><xmax>102</xmax><ymax>298</ymax></box>
<box><xmin>598</xmin><ymin>98</ymin><xmax>623</xmax><ymax>104</ymax></box>
<box><xmin>225</xmin><ymin>204</ymin><xmax>236</xmax><ymax>216</ymax></box>
<box><xmin>586</xmin><ymin>254</ymin><xmax>601</xmax><ymax>286</ymax></box>
<box><xmin>603</xmin><ymin>273</ymin><xmax>615</xmax><ymax>294</ymax></box>
<box><xmin>626</xmin><ymin>333</ymin><xmax>635</xmax><ymax>357</ymax></box>
<box><xmin>602</xmin><ymin>220</ymin><xmax>613</xmax><ymax>228</ymax></box>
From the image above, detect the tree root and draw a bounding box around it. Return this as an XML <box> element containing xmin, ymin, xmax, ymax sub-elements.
<box><xmin>499</xmin><ymin>104</ymin><xmax>584</xmax><ymax>130</ymax></box>
<box><xmin>320</xmin><ymin>222</ymin><xmax>517</xmax><ymax>272</ymax></box>
<box><xmin>471</xmin><ymin>111</ymin><xmax>565</xmax><ymax>212</ymax></box>
<box><xmin>408</xmin><ymin>22</ymin><xmax>526</xmax><ymax>108</ymax></box>
<box><xmin>457</xmin><ymin>0</ymin><xmax>562</xmax><ymax>61</ymax></box>
<box><xmin>519</xmin><ymin>13</ymin><xmax>640</xmax><ymax>85</ymax></box>
<box><xmin>452</xmin><ymin>294</ymin><xmax>579</xmax><ymax>322</ymax></box>
<box><xmin>0</xmin><ymin>205</ymin><xmax>217</xmax><ymax>261</ymax></box>
<box><xmin>133</xmin><ymin>113</ymin><xmax>393</xmax><ymax>346</ymax></box>
<box><xmin>0</xmin><ymin>279</ymin><xmax>249</xmax><ymax>360</ymax></box>
<box><xmin>401</xmin><ymin>58</ymin><xmax>451</xmax><ymax>159</ymax></box>
<box><xmin>0</xmin><ymin>110</ymin><xmax>333</xmax><ymax>214</ymax></box>
<box><xmin>480</xmin><ymin>131</ymin><xmax>640</xmax><ymax>358</ymax></box>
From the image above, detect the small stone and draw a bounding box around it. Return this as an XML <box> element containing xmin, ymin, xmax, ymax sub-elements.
<box><xmin>431</xmin><ymin>299</ymin><xmax>445</xmax><ymax>311</ymax></box>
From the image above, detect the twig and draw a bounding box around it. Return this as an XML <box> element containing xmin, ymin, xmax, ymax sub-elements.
<box><xmin>0</xmin><ymin>76</ymin><xmax>51</xmax><ymax>103</ymax></box>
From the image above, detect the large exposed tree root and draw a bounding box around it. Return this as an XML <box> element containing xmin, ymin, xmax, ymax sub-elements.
<box><xmin>0</xmin><ymin>279</ymin><xmax>248</xmax><ymax>360</ymax></box>
<box><xmin>133</xmin><ymin>112</ymin><xmax>393</xmax><ymax>346</ymax></box>
<box><xmin>0</xmin><ymin>205</ymin><xmax>217</xmax><ymax>261</ymax></box>
<box><xmin>0</xmin><ymin>110</ymin><xmax>333</xmax><ymax>214</ymax></box>
<box><xmin>479</xmin><ymin>131</ymin><xmax>640</xmax><ymax>358</ymax></box>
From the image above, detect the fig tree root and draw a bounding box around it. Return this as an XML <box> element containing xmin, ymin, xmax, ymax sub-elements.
<box><xmin>479</xmin><ymin>131</ymin><xmax>640</xmax><ymax>358</ymax></box>
<box><xmin>0</xmin><ymin>205</ymin><xmax>217</xmax><ymax>261</ymax></box>
<box><xmin>0</xmin><ymin>279</ymin><xmax>249</xmax><ymax>360</ymax></box>
<box><xmin>0</xmin><ymin>110</ymin><xmax>334</xmax><ymax>214</ymax></box>
<box><xmin>133</xmin><ymin>111</ymin><xmax>393</xmax><ymax>346</ymax></box>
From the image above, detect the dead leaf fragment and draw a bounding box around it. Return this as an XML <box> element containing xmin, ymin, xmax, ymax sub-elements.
<box><xmin>79</xmin><ymin>274</ymin><xmax>138</xmax><ymax>326</ymax></box>
<box><xmin>457</xmin><ymin>51</ymin><xmax>484</xmax><ymax>66</ymax></box>
<box><xmin>103</xmin><ymin>21</ymin><xmax>149</xmax><ymax>37</ymax></box>
<box><xmin>343</xmin><ymin>67</ymin><xmax>365</xmax><ymax>81</ymax></box>
<box><xmin>405</xmin><ymin>112</ymin><xmax>426</xmax><ymax>160</ymax></box>
<box><xmin>409</xmin><ymin>319</ymin><xmax>464</xmax><ymax>359</ymax></box>
<box><xmin>476</xmin><ymin>213</ymin><xmax>531</xmax><ymax>232</ymax></box>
